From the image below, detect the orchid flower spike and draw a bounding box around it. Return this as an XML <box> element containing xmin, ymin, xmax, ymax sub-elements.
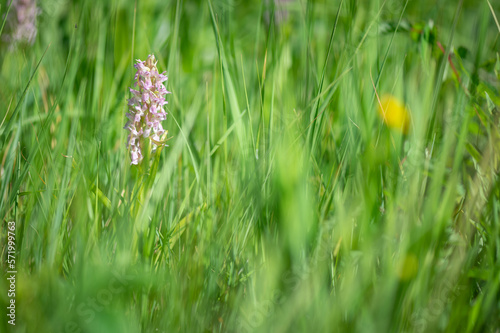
<box><xmin>124</xmin><ymin>54</ymin><xmax>170</xmax><ymax>165</ymax></box>
<box><xmin>4</xmin><ymin>0</ymin><xmax>40</xmax><ymax>49</ymax></box>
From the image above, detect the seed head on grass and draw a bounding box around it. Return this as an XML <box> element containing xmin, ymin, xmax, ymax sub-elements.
<box><xmin>377</xmin><ymin>94</ymin><xmax>411</xmax><ymax>134</ymax></box>
<box><xmin>125</xmin><ymin>54</ymin><xmax>170</xmax><ymax>165</ymax></box>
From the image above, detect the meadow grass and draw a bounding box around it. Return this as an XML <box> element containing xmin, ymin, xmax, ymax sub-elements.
<box><xmin>1</xmin><ymin>0</ymin><xmax>500</xmax><ymax>332</ymax></box>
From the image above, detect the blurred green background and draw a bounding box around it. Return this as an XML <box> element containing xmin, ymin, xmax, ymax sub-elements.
<box><xmin>1</xmin><ymin>0</ymin><xmax>500</xmax><ymax>332</ymax></box>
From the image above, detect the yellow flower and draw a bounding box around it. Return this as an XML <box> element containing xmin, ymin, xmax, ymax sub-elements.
<box><xmin>377</xmin><ymin>94</ymin><xmax>411</xmax><ymax>134</ymax></box>
<box><xmin>397</xmin><ymin>254</ymin><xmax>419</xmax><ymax>280</ymax></box>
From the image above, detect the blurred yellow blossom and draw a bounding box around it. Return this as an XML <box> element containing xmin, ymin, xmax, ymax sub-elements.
<box><xmin>377</xmin><ymin>94</ymin><xmax>411</xmax><ymax>134</ymax></box>
<box><xmin>397</xmin><ymin>254</ymin><xmax>419</xmax><ymax>280</ymax></box>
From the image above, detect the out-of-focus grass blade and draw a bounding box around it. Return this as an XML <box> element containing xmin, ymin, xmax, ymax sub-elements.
<box><xmin>169</xmin><ymin>203</ymin><xmax>206</xmax><ymax>250</ymax></box>
<box><xmin>306</xmin><ymin>0</ymin><xmax>343</xmax><ymax>154</ymax></box>
<box><xmin>207</xmin><ymin>0</ymin><xmax>246</xmax><ymax>150</ymax></box>
<box><xmin>0</xmin><ymin>0</ymin><xmax>13</xmax><ymax>38</ymax></box>
<box><xmin>426</xmin><ymin>0</ymin><xmax>463</xmax><ymax>139</ymax></box>
<box><xmin>487</xmin><ymin>0</ymin><xmax>500</xmax><ymax>33</ymax></box>
<box><xmin>152</xmin><ymin>90</ymin><xmax>201</xmax><ymax>202</ymax></box>
<box><xmin>210</xmin><ymin>110</ymin><xmax>247</xmax><ymax>156</ymax></box>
